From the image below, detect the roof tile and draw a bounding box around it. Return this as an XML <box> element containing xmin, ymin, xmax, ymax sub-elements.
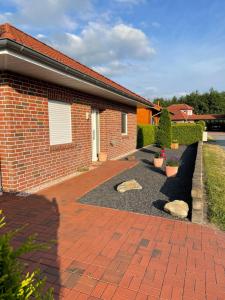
<box><xmin>0</xmin><ymin>23</ymin><xmax>152</xmax><ymax>106</ymax></box>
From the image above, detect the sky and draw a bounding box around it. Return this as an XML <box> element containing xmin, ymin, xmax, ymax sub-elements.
<box><xmin>0</xmin><ymin>0</ymin><xmax>225</xmax><ymax>100</ymax></box>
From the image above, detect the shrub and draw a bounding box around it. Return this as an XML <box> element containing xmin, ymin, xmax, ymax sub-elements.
<box><xmin>172</xmin><ymin>123</ymin><xmax>203</xmax><ymax>145</ymax></box>
<box><xmin>156</xmin><ymin>109</ymin><xmax>172</xmax><ymax>148</ymax></box>
<box><xmin>196</xmin><ymin>120</ymin><xmax>206</xmax><ymax>130</ymax></box>
<box><xmin>0</xmin><ymin>210</ymin><xmax>54</xmax><ymax>300</ymax></box>
<box><xmin>137</xmin><ymin>125</ymin><xmax>156</xmax><ymax>148</ymax></box>
<box><xmin>166</xmin><ymin>156</ymin><xmax>180</xmax><ymax>167</ymax></box>
<box><xmin>154</xmin><ymin>151</ymin><xmax>162</xmax><ymax>158</ymax></box>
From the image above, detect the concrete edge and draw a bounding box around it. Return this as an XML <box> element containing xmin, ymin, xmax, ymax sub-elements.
<box><xmin>191</xmin><ymin>141</ymin><xmax>205</xmax><ymax>224</ymax></box>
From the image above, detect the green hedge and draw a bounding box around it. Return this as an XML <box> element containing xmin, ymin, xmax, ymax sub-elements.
<box><xmin>137</xmin><ymin>123</ymin><xmax>203</xmax><ymax>147</ymax></box>
<box><xmin>196</xmin><ymin>120</ymin><xmax>206</xmax><ymax>130</ymax></box>
<box><xmin>172</xmin><ymin>124</ymin><xmax>203</xmax><ymax>145</ymax></box>
<box><xmin>137</xmin><ymin>125</ymin><xmax>156</xmax><ymax>148</ymax></box>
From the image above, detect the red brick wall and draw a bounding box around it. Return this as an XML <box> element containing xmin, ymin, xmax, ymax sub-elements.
<box><xmin>0</xmin><ymin>72</ymin><xmax>137</xmax><ymax>192</ymax></box>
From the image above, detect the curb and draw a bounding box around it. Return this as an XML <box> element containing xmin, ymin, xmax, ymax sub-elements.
<box><xmin>191</xmin><ymin>141</ymin><xmax>205</xmax><ymax>224</ymax></box>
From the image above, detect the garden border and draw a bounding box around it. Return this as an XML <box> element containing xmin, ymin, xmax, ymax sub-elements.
<box><xmin>191</xmin><ymin>141</ymin><xmax>205</xmax><ymax>224</ymax></box>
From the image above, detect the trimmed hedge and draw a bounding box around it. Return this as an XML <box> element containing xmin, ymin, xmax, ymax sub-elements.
<box><xmin>137</xmin><ymin>123</ymin><xmax>203</xmax><ymax>147</ymax></box>
<box><xmin>196</xmin><ymin>120</ymin><xmax>206</xmax><ymax>130</ymax></box>
<box><xmin>137</xmin><ymin>125</ymin><xmax>156</xmax><ymax>148</ymax></box>
<box><xmin>172</xmin><ymin>124</ymin><xmax>203</xmax><ymax>145</ymax></box>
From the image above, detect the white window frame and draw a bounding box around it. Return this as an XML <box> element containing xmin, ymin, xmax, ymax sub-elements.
<box><xmin>48</xmin><ymin>100</ymin><xmax>72</xmax><ymax>146</ymax></box>
<box><xmin>121</xmin><ymin>112</ymin><xmax>128</xmax><ymax>135</ymax></box>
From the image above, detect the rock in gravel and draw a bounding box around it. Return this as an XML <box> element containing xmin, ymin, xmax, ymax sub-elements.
<box><xmin>164</xmin><ymin>200</ymin><xmax>189</xmax><ymax>218</ymax></box>
<box><xmin>117</xmin><ymin>179</ymin><xmax>142</xmax><ymax>193</ymax></box>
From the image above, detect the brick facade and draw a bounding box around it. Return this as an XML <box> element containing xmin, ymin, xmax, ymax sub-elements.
<box><xmin>0</xmin><ymin>72</ymin><xmax>137</xmax><ymax>192</ymax></box>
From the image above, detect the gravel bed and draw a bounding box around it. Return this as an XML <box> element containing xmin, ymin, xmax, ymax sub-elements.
<box><xmin>79</xmin><ymin>144</ymin><xmax>197</xmax><ymax>220</ymax></box>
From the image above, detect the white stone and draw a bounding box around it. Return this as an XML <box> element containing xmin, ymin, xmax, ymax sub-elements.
<box><xmin>164</xmin><ymin>200</ymin><xmax>189</xmax><ymax>218</ymax></box>
<box><xmin>117</xmin><ymin>179</ymin><xmax>142</xmax><ymax>193</ymax></box>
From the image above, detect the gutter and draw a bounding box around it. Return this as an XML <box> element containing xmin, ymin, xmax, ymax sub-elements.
<box><xmin>0</xmin><ymin>39</ymin><xmax>152</xmax><ymax>108</ymax></box>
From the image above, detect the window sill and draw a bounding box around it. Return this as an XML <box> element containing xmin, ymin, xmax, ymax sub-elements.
<box><xmin>50</xmin><ymin>143</ymin><xmax>75</xmax><ymax>151</ymax></box>
<box><xmin>121</xmin><ymin>134</ymin><xmax>129</xmax><ymax>139</ymax></box>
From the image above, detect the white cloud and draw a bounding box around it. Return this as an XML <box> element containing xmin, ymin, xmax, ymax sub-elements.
<box><xmin>36</xmin><ymin>34</ymin><xmax>47</xmax><ymax>39</ymax></box>
<box><xmin>115</xmin><ymin>0</ymin><xmax>145</xmax><ymax>5</ymax></box>
<box><xmin>58</xmin><ymin>22</ymin><xmax>154</xmax><ymax>76</ymax></box>
<box><xmin>0</xmin><ymin>12</ymin><xmax>12</xmax><ymax>23</ymax></box>
<box><xmin>93</xmin><ymin>61</ymin><xmax>134</xmax><ymax>77</ymax></box>
<box><xmin>1</xmin><ymin>0</ymin><xmax>93</xmax><ymax>30</ymax></box>
<box><xmin>51</xmin><ymin>22</ymin><xmax>155</xmax><ymax>76</ymax></box>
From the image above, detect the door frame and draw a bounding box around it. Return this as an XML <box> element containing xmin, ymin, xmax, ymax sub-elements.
<box><xmin>91</xmin><ymin>108</ymin><xmax>100</xmax><ymax>161</ymax></box>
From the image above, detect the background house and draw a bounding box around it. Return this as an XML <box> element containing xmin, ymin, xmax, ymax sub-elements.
<box><xmin>137</xmin><ymin>104</ymin><xmax>161</xmax><ymax>125</ymax></box>
<box><xmin>0</xmin><ymin>23</ymin><xmax>152</xmax><ymax>193</ymax></box>
<box><xmin>168</xmin><ymin>103</ymin><xmax>225</xmax><ymax>130</ymax></box>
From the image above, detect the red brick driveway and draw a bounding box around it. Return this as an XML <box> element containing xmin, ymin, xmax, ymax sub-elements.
<box><xmin>1</xmin><ymin>160</ymin><xmax>225</xmax><ymax>300</ymax></box>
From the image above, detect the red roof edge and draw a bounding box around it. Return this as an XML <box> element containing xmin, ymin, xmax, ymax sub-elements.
<box><xmin>0</xmin><ymin>22</ymin><xmax>154</xmax><ymax>107</ymax></box>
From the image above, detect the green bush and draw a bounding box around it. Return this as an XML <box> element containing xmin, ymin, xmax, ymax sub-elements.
<box><xmin>196</xmin><ymin>120</ymin><xmax>206</xmax><ymax>130</ymax></box>
<box><xmin>0</xmin><ymin>211</ymin><xmax>54</xmax><ymax>300</ymax></box>
<box><xmin>172</xmin><ymin>123</ymin><xmax>203</xmax><ymax>145</ymax></box>
<box><xmin>137</xmin><ymin>125</ymin><xmax>156</xmax><ymax>148</ymax></box>
<box><xmin>156</xmin><ymin>109</ymin><xmax>172</xmax><ymax>148</ymax></box>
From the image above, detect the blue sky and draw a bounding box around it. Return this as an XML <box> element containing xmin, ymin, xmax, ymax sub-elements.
<box><xmin>1</xmin><ymin>0</ymin><xmax>225</xmax><ymax>99</ymax></box>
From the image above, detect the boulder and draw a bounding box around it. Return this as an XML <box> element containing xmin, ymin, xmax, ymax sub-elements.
<box><xmin>164</xmin><ymin>200</ymin><xmax>189</xmax><ymax>218</ymax></box>
<box><xmin>117</xmin><ymin>179</ymin><xmax>142</xmax><ymax>193</ymax></box>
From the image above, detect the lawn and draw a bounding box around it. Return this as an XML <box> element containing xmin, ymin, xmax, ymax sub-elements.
<box><xmin>203</xmin><ymin>143</ymin><xmax>225</xmax><ymax>230</ymax></box>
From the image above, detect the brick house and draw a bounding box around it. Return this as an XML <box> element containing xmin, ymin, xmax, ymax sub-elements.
<box><xmin>168</xmin><ymin>104</ymin><xmax>225</xmax><ymax>124</ymax></box>
<box><xmin>0</xmin><ymin>23</ymin><xmax>152</xmax><ymax>193</ymax></box>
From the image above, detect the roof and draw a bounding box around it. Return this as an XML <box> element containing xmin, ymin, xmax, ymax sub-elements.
<box><xmin>171</xmin><ymin>111</ymin><xmax>190</xmax><ymax>121</ymax></box>
<box><xmin>0</xmin><ymin>23</ymin><xmax>153</xmax><ymax>106</ymax></box>
<box><xmin>167</xmin><ymin>103</ymin><xmax>193</xmax><ymax>113</ymax></box>
<box><xmin>171</xmin><ymin>112</ymin><xmax>225</xmax><ymax>121</ymax></box>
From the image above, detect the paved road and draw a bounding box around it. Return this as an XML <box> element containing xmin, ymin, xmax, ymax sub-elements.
<box><xmin>208</xmin><ymin>131</ymin><xmax>225</xmax><ymax>150</ymax></box>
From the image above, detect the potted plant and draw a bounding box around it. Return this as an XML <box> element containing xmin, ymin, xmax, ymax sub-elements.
<box><xmin>171</xmin><ymin>139</ymin><xmax>179</xmax><ymax>150</ymax></box>
<box><xmin>166</xmin><ymin>156</ymin><xmax>180</xmax><ymax>177</ymax></box>
<box><xmin>154</xmin><ymin>152</ymin><xmax>164</xmax><ymax>168</ymax></box>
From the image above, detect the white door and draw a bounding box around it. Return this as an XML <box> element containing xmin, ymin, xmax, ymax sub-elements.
<box><xmin>91</xmin><ymin>109</ymin><xmax>100</xmax><ymax>161</ymax></box>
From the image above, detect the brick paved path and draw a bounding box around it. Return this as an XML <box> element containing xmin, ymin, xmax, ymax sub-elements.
<box><xmin>0</xmin><ymin>160</ymin><xmax>224</xmax><ymax>300</ymax></box>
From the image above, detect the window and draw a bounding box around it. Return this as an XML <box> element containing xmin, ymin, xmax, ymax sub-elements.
<box><xmin>48</xmin><ymin>100</ymin><xmax>72</xmax><ymax>145</ymax></box>
<box><xmin>121</xmin><ymin>112</ymin><xmax>128</xmax><ymax>135</ymax></box>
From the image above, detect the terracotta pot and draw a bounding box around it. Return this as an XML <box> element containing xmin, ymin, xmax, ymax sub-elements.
<box><xmin>154</xmin><ymin>157</ymin><xmax>164</xmax><ymax>168</ymax></box>
<box><xmin>171</xmin><ymin>143</ymin><xmax>179</xmax><ymax>150</ymax></box>
<box><xmin>166</xmin><ymin>166</ymin><xmax>178</xmax><ymax>177</ymax></box>
<box><xmin>98</xmin><ymin>152</ymin><xmax>107</xmax><ymax>162</ymax></box>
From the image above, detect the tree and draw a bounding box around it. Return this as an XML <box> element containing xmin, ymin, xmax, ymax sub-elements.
<box><xmin>156</xmin><ymin>109</ymin><xmax>172</xmax><ymax>148</ymax></box>
<box><xmin>152</xmin><ymin>89</ymin><xmax>225</xmax><ymax>114</ymax></box>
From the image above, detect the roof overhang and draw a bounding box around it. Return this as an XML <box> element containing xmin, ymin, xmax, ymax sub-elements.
<box><xmin>0</xmin><ymin>39</ymin><xmax>152</xmax><ymax>108</ymax></box>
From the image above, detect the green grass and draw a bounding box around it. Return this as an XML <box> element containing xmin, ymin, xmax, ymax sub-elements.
<box><xmin>203</xmin><ymin>144</ymin><xmax>225</xmax><ymax>230</ymax></box>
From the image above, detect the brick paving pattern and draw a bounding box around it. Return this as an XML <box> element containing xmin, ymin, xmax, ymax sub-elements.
<box><xmin>0</xmin><ymin>160</ymin><xmax>224</xmax><ymax>300</ymax></box>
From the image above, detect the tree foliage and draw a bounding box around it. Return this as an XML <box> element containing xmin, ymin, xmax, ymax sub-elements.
<box><xmin>156</xmin><ymin>109</ymin><xmax>171</xmax><ymax>148</ymax></box>
<box><xmin>153</xmin><ymin>88</ymin><xmax>225</xmax><ymax>114</ymax></box>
